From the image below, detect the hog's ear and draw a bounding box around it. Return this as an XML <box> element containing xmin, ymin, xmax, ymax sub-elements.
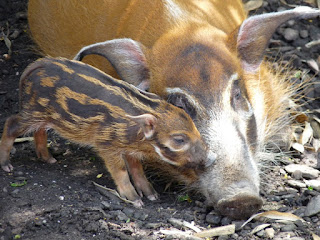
<box><xmin>74</xmin><ymin>38</ymin><xmax>150</xmax><ymax>90</ymax></box>
<box><xmin>127</xmin><ymin>114</ymin><xmax>157</xmax><ymax>139</ymax></box>
<box><xmin>235</xmin><ymin>7</ymin><xmax>320</xmax><ymax>73</ymax></box>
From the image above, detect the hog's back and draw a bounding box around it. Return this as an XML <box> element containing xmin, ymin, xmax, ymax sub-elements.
<box><xmin>28</xmin><ymin>0</ymin><xmax>246</xmax><ymax>72</ymax></box>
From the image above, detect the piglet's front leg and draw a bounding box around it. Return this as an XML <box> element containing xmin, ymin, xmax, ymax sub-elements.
<box><xmin>125</xmin><ymin>153</ymin><xmax>158</xmax><ymax>201</ymax></box>
<box><xmin>98</xmin><ymin>150</ymin><xmax>144</xmax><ymax>208</ymax></box>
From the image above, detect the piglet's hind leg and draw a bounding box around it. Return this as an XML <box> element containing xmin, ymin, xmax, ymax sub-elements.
<box><xmin>0</xmin><ymin>115</ymin><xmax>27</xmax><ymax>172</ymax></box>
<box><xmin>34</xmin><ymin>128</ymin><xmax>57</xmax><ymax>164</ymax></box>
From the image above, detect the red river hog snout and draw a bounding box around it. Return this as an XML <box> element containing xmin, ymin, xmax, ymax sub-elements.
<box><xmin>27</xmin><ymin>0</ymin><xmax>320</xmax><ymax>219</ymax></box>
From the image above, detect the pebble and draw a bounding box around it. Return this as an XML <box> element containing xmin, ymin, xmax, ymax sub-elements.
<box><xmin>123</xmin><ymin>207</ymin><xmax>135</xmax><ymax>217</ymax></box>
<box><xmin>286</xmin><ymin>20</ymin><xmax>295</xmax><ymax>27</ymax></box>
<box><xmin>294</xmin><ymin>220</ymin><xmax>304</xmax><ymax>228</ymax></box>
<box><xmin>287</xmin><ymin>180</ymin><xmax>306</xmax><ymax>189</ymax></box>
<box><xmin>304</xmin><ymin>179</ymin><xmax>320</xmax><ymax>191</ymax></box>
<box><xmin>15</xmin><ymin>12</ymin><xmax>27</xmax><ymax>19</ymax></box>
<box><xmin>233</xmin><ymin>220</ymin><xmax>246</xmax><ymax>231</ymax></box>
<box><xmin>217</xmin><ymin>236</ymin><xmax>228</xmax><ymax>240</ymax></box>
<box><xmin>145</xmin><ymin>222</ymin><xmax>162</xmax><ymax>229</ymax></box>
<box><xmin>205</xmin><ymin>213</ymin><xmax>221</xmax><ymax>225</ymax></box>
<box><xmin>300</xmin><ymin>30</ymin><xmax>309</xmax><ymax>39</ymax></box>
<box><xmin>9</xmin><ymin>30</ymin><xmax>20</xmax><ymax>39</ymax></box>
<box><xmin>285</xmin><ymin>164</ymin><xmax>319</xmax><ymax>179</ymax></box>
<box><xmin>133</xmin><ymin>211</ymin><xmax>148</xmax><ymax>221</ymax></box>
<box><xmin>10</xmin><ymin>189</ymin><xmax>20</xmax><ymax>197</ymax></box>
<box><xmin>283</xmin><ymin>28</ymin><xmax>299</xmax><ymax>41</ymax></box>
<box><xmin>292</xmin><ymin>170</ymin><xmax>303</xmax><ymax>180</ymax></box>
<box><xmin>110</xmin><ymin>210</ymin><xmax>128</xmax><ymax>221</ymax></box>
<box><xmin>305</xmin><ymin>195</ymin><xmax>320</xmax><ymax>217</ymax></box>
<box><xmin>265</xmin><ymin>227</ymin><xmax>275</xmax><ymax>239</ymax></box>
<box><xmin>280</xmin><ymin>223</ymin><xmax>296</xmax><ymax>232</ymax></box>
<box><xmin>311</xmin><ymin>216</ymin><xmax>319</xmax><ymax>223</ymax></box>
<box><xmin>220</xmin><ymin>217</ymin><xmax>231</xmax><ymax>226</ymax></box>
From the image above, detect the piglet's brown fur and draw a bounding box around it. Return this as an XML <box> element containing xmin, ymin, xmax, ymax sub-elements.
<box><xmin>0</xmin><ymin>57</ymin><xmax>212</xmax><ymax>207</ymax></box>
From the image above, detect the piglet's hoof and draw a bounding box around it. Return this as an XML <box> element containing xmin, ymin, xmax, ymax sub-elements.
<box><xmin>133</xmin><ymin>199</ymin><xmax>144</xmax><ymax>208</ymax></box>
<box><xmin>147</xmin><ymin>192</ymin><xmax>159</xmax><ymax>201</ymax></box>
<box><xmin>43</xmin><ymin>157</ymin><xmax>57</xmax><ymax>164</ymax></box>
<box><xmin>1</xmin><ymin>163</ymin><xmax>13</xmax><ymax>172</ymax></box>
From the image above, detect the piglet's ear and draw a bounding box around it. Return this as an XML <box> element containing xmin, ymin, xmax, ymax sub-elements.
<box><xmin>74</xmin><ymin>38</ymin><xmax>150</xmax><ymax>90</ymax></box>
<box><xmin>127</xmin><ymin>114</ymin><xmax>157</xmax><ymax>139</ymax></box>
<box><xmin>236</xmin><ymin>7</ymin><xmax>320</xmax><ymax>73</ymax></box>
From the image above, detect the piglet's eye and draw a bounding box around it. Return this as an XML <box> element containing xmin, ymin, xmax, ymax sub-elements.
<box><xmin>172</xmin><ymin>135</ymin><xmax>187</xmax><ymax>146</ymax></box>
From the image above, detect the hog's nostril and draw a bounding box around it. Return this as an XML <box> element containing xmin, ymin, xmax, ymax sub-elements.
<box><xmin>216</xmin><ymin>194</ymin><xmax>263</xmax><ymax>219</ymax></box>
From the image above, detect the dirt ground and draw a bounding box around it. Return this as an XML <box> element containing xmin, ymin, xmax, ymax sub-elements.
<box><xmin>0</xmin><ymin>0</ymin><xmax>320</xmax><ymax>240</ymax></box>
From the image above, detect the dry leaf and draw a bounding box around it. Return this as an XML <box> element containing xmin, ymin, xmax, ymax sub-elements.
<box><xmin>300</xmin><ymin>122</ymin><xmax>313</xmax><ymax>145</ymax></box>
<box><xmin>295</xmin><ymin>113</ymin><xmax>309</xmax><ymax>123</ymax></box>
<box><xmin>291</xmin><ymin>142</ymin><xmax>305</xmax><ymax>153</ymax></box>
<box><xmin>194</xmin><ymin>224</ymin><xmax>235</xmax><ymax>238</ymax></box>
<box><xmin>313</xmin><ymin>116</ymin><xmax>320</xmax><ymax>124</ymax></box>
<box><xmin>250</xmin><ymin>224</ymin><xmax>270</xmax><ymax>235</ymax></box>
<box><xmin>244</xmin><ymin>0</ymin><xmax>263</xmax><ymax>11</ymax></box>
<box><xmin>312</xmin><ymin>138</ymin><xmax>320</xmax><ymax>152</ymax></box>
<box><xmin>96</xmin><ymin>173</ymin><xmax>103</xmax><ymax>179</ymax></box>
<box><xmin>291</xmin><ymin>131</ymin><xmax>300</xmax><ymax>142</ymax></box>
<box><xmin>92</xmin><ymin>181</ymin><xmax>135</xmax><ymax>205</ymax></box>
<box><xmin>168</xmin><ymin>218</ymin><xmax>202</xmax><ymax>233</ymax></box>
<box><xmin>306</xmin><ymin>59</ymin><xmax>320</xmax><ymax>72</ymax></box>
<box><xmin>280</xmin><ymin>0</ymin><xmax>299</xmax><ymax>7</ymax></box>
<box><xmin>311</xmin><ymin>120</ymin><xmax>320</xmax><ymax>139</ymax></box>
<box><xmin>313</xmin><ymin>232</ymin><xmax>320</xmax><ymax>240</ymax></box>
<box><xmin>302</xmin><ymin>0</ymin><xmax>318</xmax><ymax>7</ymax></box>
<box><xmin>241</xmin><ymin>211</ymin><xmax>303</xmax><ymax>228</ymax></box>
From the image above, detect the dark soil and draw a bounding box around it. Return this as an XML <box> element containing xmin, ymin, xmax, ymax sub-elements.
<box><xmin>0</xmin><ymin>1</ymin><xmax>320</xmax><ymax>240</ymax></box>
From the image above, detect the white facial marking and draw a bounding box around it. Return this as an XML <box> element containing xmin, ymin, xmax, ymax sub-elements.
<box><xmin>152</xmin><ymin>144</ymin><xmax>179</xmax><ymax>166</ymax></box>
<box><xmin>205</xmin><ymin>73</ymin><xmax>257</xmax><ymax>168</ymax></box>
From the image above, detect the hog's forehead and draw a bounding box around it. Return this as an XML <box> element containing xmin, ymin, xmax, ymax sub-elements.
<box><xmin>165</xmin><ymin>44</ymin><xmax>240</xmax><ymax>103</ymax></box>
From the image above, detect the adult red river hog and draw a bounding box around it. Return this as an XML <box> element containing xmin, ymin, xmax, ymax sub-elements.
<box><xmin>27</xmin><ymin>0</ymin><xmax>320</xmax><ymax>219</ymax></box>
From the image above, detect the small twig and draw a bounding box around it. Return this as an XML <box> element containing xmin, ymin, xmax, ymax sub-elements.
<box><xmin>194</xmin><ymin>224</ymin><xmax>236</xmax><ymax>238</ymax></box>
<box><xmin>168</xmin><ymin>218</ymin><xmax>202</xmax><ymax>233</ymax></box>
<box><xmin>305</xmin><ymin>39</ymin><xmax>320</xmax><ymax>49</ymax></box>
<box><xmin>159</xmin><ymin>229</ymin><xmax>202</xmax><ymax>240</ymax></box>
<box><xmin>14</xmin><ymin>137</ymin><xmax>34</xmax><ymax>143</ymax></box>
<box><xmin>1</xmin><ymin>23</ymin><xmax>12</xmax><ymax>56</ymax></box>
